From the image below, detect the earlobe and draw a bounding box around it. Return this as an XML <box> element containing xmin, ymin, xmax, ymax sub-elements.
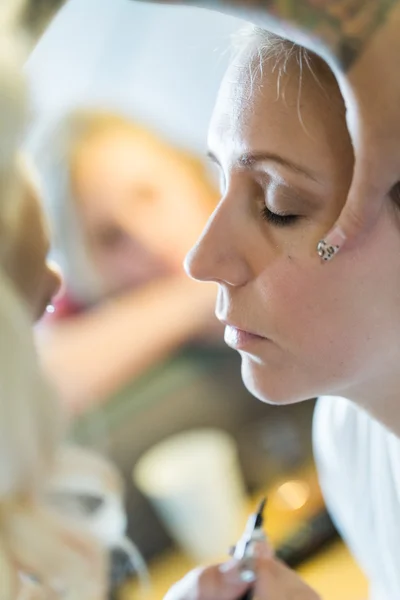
<box><xmin>316</xmin><ymin>239</ymin><xmax>340</xmax><ymax>261</ymax></box>
<box><xmin>317</xmin><ymin>226</ymin><xmax>346</xmax><ymax>262</ymax></box>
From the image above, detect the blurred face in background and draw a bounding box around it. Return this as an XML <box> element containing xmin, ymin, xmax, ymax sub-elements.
<box><xmin>71</xmin><ymin>125</ymin><xmax>216</xmax><ymax>296</ymax></box>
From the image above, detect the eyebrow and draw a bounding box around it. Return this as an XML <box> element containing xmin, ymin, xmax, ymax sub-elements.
<box><xmin>207</xmin><ymin>151</ymin><xmax>321</xmax><ymax>184</ymax></box>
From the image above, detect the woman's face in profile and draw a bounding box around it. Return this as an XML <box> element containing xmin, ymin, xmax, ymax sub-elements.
<box><xmin>185</xmin><ymin>46</ymin><xmax>400</xmax><ymax>406</ymax></box>
<box><xmin>72</xmin><ymin>127</ymin><xmax>212</xmax><ymax>295</ymax></box>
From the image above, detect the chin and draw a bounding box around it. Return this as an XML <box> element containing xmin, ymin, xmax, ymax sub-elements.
<box><xmin>240</xmin><ymin>358</ymin><xmax>309</xmax><ymax>406</ymax></box>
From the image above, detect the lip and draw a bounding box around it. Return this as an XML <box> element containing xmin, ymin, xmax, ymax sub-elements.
<box><xmin>223</xmin><ymin>323</ymin><xmax>267</xmax><ymax>350</ymax></box>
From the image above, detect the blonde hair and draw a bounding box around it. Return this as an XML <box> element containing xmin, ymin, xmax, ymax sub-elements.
<box><xmin>0</xmin><ymin>160</ymin><xmax>107</xmax><ymax>600</ymax></box>
<box><xmin>0</xmin><ymin>3</ymin><xmax>111</xmax><ymax>598</ymax></box>
<box><xmin>33</xmin><ymin>109</ymin><xmax>218</xmax><ymax>304</ymax></box>
<box><xmin>64</xmin><ymin>110</ymin><xmax>217</xmax><ymax>201</ymax></box>
<box><xmin>232</xmin><ymin>25</ymin><xmax>345</xmax><ymax>115</ymax></box>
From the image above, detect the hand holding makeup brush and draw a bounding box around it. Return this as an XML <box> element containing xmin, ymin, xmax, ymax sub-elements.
<box><xmin>164</xmin><ymin>499</ymin><xmax>320</xmax><ymax>600</ymax></box>
<box><xmin>163</xmin><ymin>542</ymin><xmax>320</xmax><ymax>600</ymax></box>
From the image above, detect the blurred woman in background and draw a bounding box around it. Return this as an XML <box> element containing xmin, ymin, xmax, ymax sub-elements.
<box><xmin>34</xmin><ymin>110</ymin><xmax>220</xmax><ymax>415</ymax></box>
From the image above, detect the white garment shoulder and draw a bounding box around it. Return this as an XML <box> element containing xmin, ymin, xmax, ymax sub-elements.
<box><xmin>313</xmin><ymin>396</ymin><xmax>400</xmax><ymax>600</ymax></box>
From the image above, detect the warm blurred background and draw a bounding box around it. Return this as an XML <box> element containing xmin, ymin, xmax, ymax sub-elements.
<box><xmin>26</xmin><ymin>1</ymin><xmax>368</xmax><ymax>598</ymax></box>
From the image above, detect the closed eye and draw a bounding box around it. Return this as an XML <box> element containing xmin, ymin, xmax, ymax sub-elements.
<box><xmin>260</xmin><ymin>206</ymin><xmax>300</xmax><ymax>227</ymax></box>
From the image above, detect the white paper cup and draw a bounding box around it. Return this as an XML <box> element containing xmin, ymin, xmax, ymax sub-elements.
<box><xmin>133</xmin><ymin>429</ymin><xmax>246</xmax><ymax>562</ymax></box>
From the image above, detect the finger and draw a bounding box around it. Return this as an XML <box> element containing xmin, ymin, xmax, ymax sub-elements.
<box><xmin>248</xmin><ymin>538</ymin><xmax>274</xmax><ymax>561</ymax></box>
<box><xmin>254</xmin><ymin>556</ymin><xmax>321</xmax><ymax>599</ymax></box>
<box><xmin>317</xmin><ymin>151</ymin><xmax>394</xmax><ymax>262</ymax></box>
<box><xmin>163</xmin><ymin>562</ymin><xmax>251</xmax><ymax>600</ymax></box>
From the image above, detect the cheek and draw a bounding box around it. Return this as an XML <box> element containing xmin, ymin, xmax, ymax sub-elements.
<box><xmin>239</xmin><ymin>262</ymin><xmax>354</xmax><ymax>405</ymax></box>
<box><xmin>240</xmin><ymin>214</ymin><xmax>400</xmax><ymax>403</ymax></box>
<box><xmin>92</xmin><ymin>244</ymin><xmax>169</xmax><ymax>287</ymax></box>
<box><xmin>255</xmin><ymin>255</ymin><xmax>378</xmax><ymax>375</ymax></box>
<box><xmin>258</xmin><ymin>258</ymin><xmax>342</xmax><ymax>340</ymax></box>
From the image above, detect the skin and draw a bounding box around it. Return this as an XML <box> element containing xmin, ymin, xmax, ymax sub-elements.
<box><xmin>0</xmin><ymin>169</ymin><xmax>105</xmax><ymax>600</ymax></box>
<box><xmin>186</xmin><ymin>43</ymin><xmax>400</xmax><ymax>417</ymax></box>
<box><xmin>18</xmin><ymin>0</ymin><xmax>400</xmax><ymax>258</ymax></box>
<box><xmin>4</xmin><ymin>168</ymin><xmax>61</xmax><ymax>322</ymax></box>
<box><xmin>10</xmin><ymin>2</ymin><xmax>400</xmax><ymax>597</ymax></box>
<box><xmin>36</xmin><ymin>126</ymin><xmax>218</xmax><ymax>411</ymax></box>
<box><xmin>164</xmin><ymin>545</ymin><xmax>321</xmax><ymax>600</ymax></box>
<box><xmin>169</xmin><ymin>36</ymin><xmax>400</xmax><ymax>600</ymax></box>
<box><xmin>185</xmin><ymin>43</ymin><xmax>400</xmax><ymax>426</ymax></box>
<box><xmin>72</xmin><ymin>127</ymin><xmax>215</xmax><ymax>295</ymax></box>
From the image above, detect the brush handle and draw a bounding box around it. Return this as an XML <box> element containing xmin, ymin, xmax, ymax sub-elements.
<box><xmin>233</xmin><ymin>501</ymin><xmax>267</xmax><ymax>600</ymax></box>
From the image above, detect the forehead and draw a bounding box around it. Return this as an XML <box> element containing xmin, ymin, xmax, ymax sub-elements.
<box><xmin>208</xmin><ymin>47</ymin><xmax>352</xmax><ymax>183</ymax></box>
<box><xmin>76</xmin><ymin>130</ymin><xmax>144</xmax><ymax>170</ymax></box>
<box><xmin>74</xmin><ymin>129</ymin><xmax>167</xmax><ymax>186</ymax></box>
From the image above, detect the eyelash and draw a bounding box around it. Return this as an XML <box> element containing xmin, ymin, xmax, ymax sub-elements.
<box><xmin>260</xmin><ymin>206</ymin><xmax>300</xmax><ymax>227</ymax></box>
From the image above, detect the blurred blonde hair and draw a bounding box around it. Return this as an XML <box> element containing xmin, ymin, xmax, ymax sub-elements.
<box><xmin>0</xmin><ymin>3</ymin><xmax>112</xmax><ymax>598</ymax></box>
<box><xmin>64</xmin><ymin>110</ymin><xmax>218</xmax><ymax>208</ymax></box>
<box><xmin>0</xmin><ymin>11</ymin><xmax>107</xmax><ymax>591</ymax></box>
<box><xmin>0</xmin><ymin>158</ymin><xmax>107</xmax><ymax>600</ymax></box>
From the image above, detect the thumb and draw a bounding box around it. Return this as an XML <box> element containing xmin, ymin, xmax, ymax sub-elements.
<box><xmin>317</xmin><ymin>153</ymin><xmax>391</xmax><ymax>262</ymax></box>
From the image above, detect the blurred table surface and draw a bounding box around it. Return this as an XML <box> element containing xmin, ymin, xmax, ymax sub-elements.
<box><xmin>122</xmin><ymin>464</ymin><xmax>368</xmax><ymax>600</ymax></box>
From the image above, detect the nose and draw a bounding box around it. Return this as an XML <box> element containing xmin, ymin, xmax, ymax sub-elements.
<box><xmin>46</xmin><ymin>259</ymin><xmax>63</xmax><ymax>302</ymax></box>
<box><xmin>184</xmin><ymin>196</ymin><xmax>251</xmax><ymax>287</ymax></box>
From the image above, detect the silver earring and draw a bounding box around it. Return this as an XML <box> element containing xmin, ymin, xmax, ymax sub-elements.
<box><xmin>317</xmin><ymin>240</ymin><xmax>339</xmax><ymax>262</ymax></box>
